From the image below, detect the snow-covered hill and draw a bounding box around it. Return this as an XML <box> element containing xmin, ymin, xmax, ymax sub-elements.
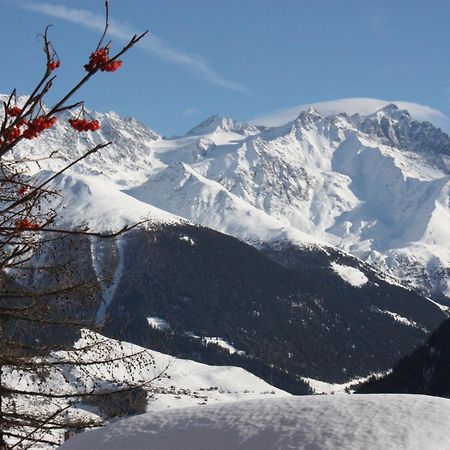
<box><xmin>60</xmin><ymin>394</ymin><xmax>450</xmax><ymax>450</ymax></box>
<box><xmin>4</xmin><ymin>330</ymin><xmax>288</xmax><ymax>449</ymax></box>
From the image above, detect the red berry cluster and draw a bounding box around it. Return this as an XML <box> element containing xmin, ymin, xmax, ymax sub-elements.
<box><xmin>84</xmin><ymin>48</ymin><xmax>122</xmax><ymax>72</ymax></box>
<box><xmin>102</xmin><ymin>60</ymin><xmax>122</xmax><ymax>72</ymax></box>
<box><xmin>69</xmin><ymin>118</ymin><xmax>100</xmax><ymax>132</ymax></box>
<box><xmin>0</xmin><ymin>118</ymin><xmax>28</xmax><ymax>145</ymax></box>
<box><xmin>23</xmin><ymin>116</ymin><xmax>57</xmax><ymax>140</ymax></box>
<box><xmin>47</xmin><ymin>60</ymin><xmax>61</xmax><ymax>71</ymax></box>
<box><xmin>15</xmin><ymin>218</ymin><xmax>40</xmax><ymax>230</ymax></box>
<box><xmin>18</xmin><ymin>186</ymin><xmax>28</xmax><ymax>196</ymax></box>
<box><xmin>2</xmin><ymin>126</ymin><xmax>21</xmax><ymax>143</ymax></box>
<box><xmin>6</xmin><ymin>106</ymin><xmax>22</xmax><ymax>117</ymax></box>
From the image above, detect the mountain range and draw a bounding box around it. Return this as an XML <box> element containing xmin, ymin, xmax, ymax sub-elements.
<box><xmin>5</xmin><ymin>98</ymin><xmax>449</xmax><ymax>390</ymax></box>
<box><xmin>4</xmin><ymin>96</ymin><xmax>450</xmax><ymax>450</ymax></box>
<box><xmin>3</xmin><ymin>95</ymin><xmax>450</xmax><ymax>384</ymax></box>
<box><xmin>10</xmin><ymin>98</ymin><xmax>449</xmax><ymax>305</ymax></box>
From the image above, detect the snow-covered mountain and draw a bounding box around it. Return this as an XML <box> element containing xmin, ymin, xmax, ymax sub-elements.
<box><xmin>185</xmin><ymin>114</ymin><xmax>259</xmax><ymax>137</ymax></box>
<box><xmin>160</xmin><ymin>106</ymin><xmax>450</xmax><ymax>303</ymax></box>
<box><xmin>6</xmin><ymin>98</ymin><xmax>450</xmax><ymax>379</ymax></box>
<box><xmin>23</xmin><ymin>101</ymin><xmax>448</xmax><ymax>303</ymax></box>
<box><xmin>137</xmin><ymin>105</ymin><xmax>449</xmax><ymax>303</ymax></box>
<box><xmin>5</xmin><ymin>98</ymin><xmax>450</xmax><ymax>448</ymax></box>
<box><xmin>8</xmin><ymin>97</ymin><xmax>450</xmax><ymax>305</ymax></box>
<box><xmin>4</xmin><ymin>101</ymin><xmax>161</xmax><ymax>188</ymax></box>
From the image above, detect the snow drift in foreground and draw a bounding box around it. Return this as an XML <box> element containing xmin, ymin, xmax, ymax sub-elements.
<box><xmin>60</xmin><ymin>394</ymin><xmax>450</xmax><ymax>450</ymax></box>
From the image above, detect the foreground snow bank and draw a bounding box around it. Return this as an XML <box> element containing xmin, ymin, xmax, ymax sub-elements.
<box><xmin>60</xmin><ymin>394</ymin><xmax>450</xmax><ymax>450</ymax></box>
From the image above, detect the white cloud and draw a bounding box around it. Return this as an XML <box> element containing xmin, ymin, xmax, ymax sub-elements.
<box><xmin>250</xmin><ymin>97</ymin><xmax>450</xmax><ymax>133</ymax></box>
<box><xmin>182</xmin><ymin>108</ymin><xmax>200</xmax><ymax>116</ymax></box>
<box><xmin>19</xmin><ymin>1</ymin><xmax>248</xmax><ymax>93</ymax></box>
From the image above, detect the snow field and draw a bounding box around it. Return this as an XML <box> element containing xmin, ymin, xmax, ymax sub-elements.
<box><xmin>331</xmin><ymin>262</ymin><xmax>369</xmax><ymax>287</ymax></box>
<box><xmin>60</xmin><ymin>394</ymin><xmax>450</xmax><ymax>450</ymax></box>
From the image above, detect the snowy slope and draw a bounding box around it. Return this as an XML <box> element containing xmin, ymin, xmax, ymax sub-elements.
<box><xmin>4</xmin><ymin>330</ymin><xmax>288</xmax><ymax>449</ymax></box>
<box><xmin>46</xmin><ymin>170</ymin><xmax>179</xmax><ymax>231</ymax></box>
<box><xmin>60</xmin><ymin>394</ymin><xmax>450</xmax><ymax>450</ymax></box>
<box><xmin>66</xmin><ymin>331</ymin><xmax>288</xmax><ymax>409</ymax></box>
<box><xmin>331</xmin><ymin>262</ymin><xmax>369</xmax><ymax>287</ymax></box>
<box><xmin>127</xmin><ymin>161</ymin><xmax>320</xmax><ymax>245</ymax></box>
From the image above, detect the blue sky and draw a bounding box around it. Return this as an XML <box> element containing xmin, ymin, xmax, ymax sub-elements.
<box><xmin>0</xmin><ymin>0</ymin><xmax>449</xmax><ymax>135</ymax></box>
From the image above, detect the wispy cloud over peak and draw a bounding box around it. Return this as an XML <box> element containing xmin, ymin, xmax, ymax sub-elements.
<box><xmin>19</xmin><ymin>1</ymin><xmax>249</xmax><ymax>93</ymax></box>
<box><xmin>251</xmin><ymin>98</ymin><xmax>450</xmax><ymax>133</ymax></box>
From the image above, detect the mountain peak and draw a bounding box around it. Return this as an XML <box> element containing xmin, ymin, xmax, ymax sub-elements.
<box><xmin>185</xmin><ymin>115</ymin><xmax>258</xmax><ymax>136</ymax></box>
<box><xmin>374</xmin><ymin>103</ymin><xmax>411</xmax><ymax>121</ymax></box>
<box><xmin>293</xmin><ymin>108</ymin><xmax>322</xmax><ymax>129</ymax></box>
<box><xmin>380</xmin><ymin>103</ymin><xmax>400</xmax><ymax>113</ymax></box>
<box><xmin>297</xmin><ymin>107</ymin><xmax>322</xmax><ymax>118</ymax></box>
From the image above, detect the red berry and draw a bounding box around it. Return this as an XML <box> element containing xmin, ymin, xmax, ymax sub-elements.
<box><xmin>69</xmin><ymin>117</ymin><xmax>100</xmax><ymax>132</ymax></box>
<box><xmin>85</xmin><ymin>48</ymin><xmax>110</xmax><ymax>71</ymax></box>
<box><xmin>2</xmin><ymin>126</ymin><xmax>21</xmax><ymax>142</ymax></box>
<box><xmin>22</xmin><ymin>115</ymin><xmax>56</xmax><ymax>139</ymax></box>
<box><xmin>15</xmin><ymin>218</ymin><xmax>39</xmax><ymax>230</ymax></box>
<box><xmin>89</xmin><ymin>120</ymin><xmax>100</xmax><ymax>131</ymax></box>
<box><xmin>18</xmin><ymin>186</ymin><xmax>28</xmax><ymax>196</ymax></box>
<box><xmin>6</xmin><ymin>106</ymin><xmax>22</xmax><ymax>117</ymax></box>
<box><xmin>47</xmin><ymin>60</ymin><xmax>61</xmax><ymax>71</ymax></box>
<box><xmin>85</xmin><ymin>47</ymin><xmax>122</xmax><ymax>73</ymax></box>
